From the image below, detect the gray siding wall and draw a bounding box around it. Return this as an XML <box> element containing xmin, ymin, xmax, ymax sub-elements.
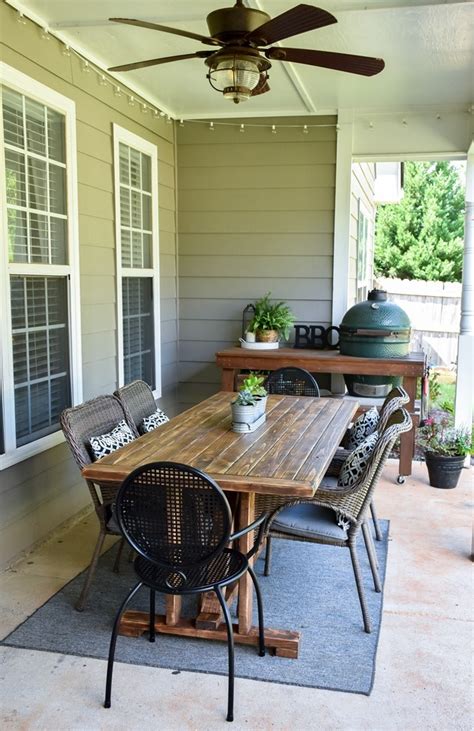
<box><xmin>177</xmin><ymin>117</ymin><xmax>337</xmax><ymax>407</ymax></box>
<box><xmin>0</xmin><ymin>4</ymin><xmax>178</xmax><ymax>566</ymax></box>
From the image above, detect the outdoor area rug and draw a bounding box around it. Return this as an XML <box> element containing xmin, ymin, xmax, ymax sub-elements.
<box><xmin>2</xmin><ymin>521</ymin><xmax>390</xmax><ymax>695</ymax></box>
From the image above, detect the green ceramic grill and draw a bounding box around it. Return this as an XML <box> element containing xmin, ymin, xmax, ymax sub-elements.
<box><xmin>339</xmin><ymin>289</ymin><xmax>411</xmax><ymax>398</ymax></box>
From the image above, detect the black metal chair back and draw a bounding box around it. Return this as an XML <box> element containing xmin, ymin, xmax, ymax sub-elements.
<box><xmin>265</xmin><ymin>366</ymin><xmax>320</xmax><ymax>397</ymax></box>
<box><xmin>116</xmin><ymin>462</ymin><xmax>233</xmax><ymax>571</ymax></box>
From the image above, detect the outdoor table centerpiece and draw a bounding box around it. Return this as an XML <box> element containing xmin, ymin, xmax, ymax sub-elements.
<box><xmin>231</xmin><ymin>373</ymin><xmax>267</xmax><ymax>433</ymax></box>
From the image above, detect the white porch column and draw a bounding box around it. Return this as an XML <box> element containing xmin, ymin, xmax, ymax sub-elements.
<box><xmin>331</xmin><ymin>110</ymin><xmax>354</xmax><ymax>393</ymax></box>
<box><xmin>454</xmin><ymin>143</ymin><xmax>474</xmax><ymax>431</ymax></box>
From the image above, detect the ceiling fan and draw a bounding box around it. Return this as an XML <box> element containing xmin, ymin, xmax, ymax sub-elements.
<box><xmin>108</xmin><ymin>1</ymin><xmax>385</xmax><ymax>104</ymax></box>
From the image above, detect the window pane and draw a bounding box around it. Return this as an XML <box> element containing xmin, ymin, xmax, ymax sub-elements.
<box><xmin>121</xmin><ymin>229</ymin><xmax>131</xmax><ymax>267</ymax></box>
<box><xmin>131</xmin><ymin>231</ymin><xmax>142</xmax><ymax>268</ymax></box>
<box><xmin>5</xmin><ymin>150</ymin><xmax>26</xmax><ymax>207</ymax></box>
<box><xmin>8</xmin><ymin>208</ymin><xmax>28</xmax><ymax>262</ymax></box>
<box><xmin>141</xmin><ymin>153</ymin><xmax>151</xmax><ymax>192</ymax></box>
<box><xmin>25</xmin><ymin>98</ymin><xmax>46</xmax><ymax>156</ymax></box>
<box><xmin>28</xmin><ymin>156</ymin><xmax>48</xmax><ymax>211</ymax></box>
<box><xmin>29</xmin><ymin>212</ymin><xmax>49</xmax><ymax>262</ymax></box>
<box><xmin>2</xmin><ymin>87</ymin><xmax>24</xmax><ymax>149</ymax></box>
<box><xmin>142</xmin><ymin>234</ymin><xmax>152</xmax><ymax>269</ymax></box>
<box><xmin>49</xmin><ymin>163</ymin><xmax>66</xmax><ymax>214</ymax></box>
<box><xmin>130</xmin><ymin>148</ymin><xmax>141</xmax><ymax>188</ymax></box>
<box><xmin>131</xmin><ymin>189</ymin><xmax>141</xmax><ymax>228</ymax></box>
<box><xmin>119</xmin><ymin>143</ymin><xmax>129</xmax><ymax>185</ymax></box>
<box><xmin>10</xmin><ymin>276</ymin><xmax>71</xmax><ymax>446</ymax></box>
<box><xmin>47</xmin><ymin>108</ymin><xmax>65</xmax><ymax>162</ymax></box>
<box><xmin>122</xmin><ymin>277</ymin><xmax>154</xmax><ymax>387</ymax></box>
<box><xmin>120</xmin><ymin>187</ymin><xmax>130</xmax><ymax>227</ymax></box>
<box><xmin>50</xmin><ymin>217</ymin><xmax>67</xmax><ymax>264</ymax></box>
<box><xmin>142</xmin><ymin>194</ymin><xmax>151</xmax><ymax>231</ymax></box>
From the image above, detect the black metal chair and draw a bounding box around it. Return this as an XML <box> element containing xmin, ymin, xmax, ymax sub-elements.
<box><xmin>104</xmin><ymin>462</ymin><xmax>266</xmax><ymax>723</ymax></box>
<box><xmin>60</xmin><ymin>395</ymin><xmax>139</xmax><ymax>611</ymax></box>
<box><xmin>265</xmin><ymin>366</ymin><xmax>320</xmax><ymax>397</ymax></box>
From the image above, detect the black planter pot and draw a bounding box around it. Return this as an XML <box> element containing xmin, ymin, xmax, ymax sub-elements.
<box><xmin>424</xmin><ymin>452</ymin><xmax>465</xmax><ymax>489</ymax></box>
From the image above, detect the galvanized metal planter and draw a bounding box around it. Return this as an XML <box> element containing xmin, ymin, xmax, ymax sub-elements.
<box><xmin>231</xmin><ymin>396</ymin><xmax>267</xmax><ymax>432</ymax></box>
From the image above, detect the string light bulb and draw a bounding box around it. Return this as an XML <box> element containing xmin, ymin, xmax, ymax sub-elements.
<box><xmin>81</xmin><ymin>61</ymin><xmax>91</xmax><ymax>73</ymax></box>
<box><xmin>114</xmin><ymin>86</ymin><xmax>122</xmax><ymax>97</ymax></box>
<box><xmin>240</xmin><ymin>123</ymin><xmax>245</xmax><ymax>133</ymax></box>
<box><xmin>209</xmin><ymin>122</ymin><xmax>215</xmax><ymax>132</ymax></box>
<box><xmin>40</xmin><ymin>28</ymin><xmax>51</xmax><ymax>41</ymax></box>
<box><xmin>179</xmin><ymin>119</ymin><xmax>185</xmax><ymax>127</ymax></box>
<box><xmin>271</xmin><ymin>125</ymin><xmax>277</xmax><ymax>134</ymax></box>
<box><xmin>99</xmin><ymin>74</ymin><xmax>107</xmax><ymax>86</ymax></box>
<box><xmin>16</xmin><ymin>11</ymin><xmax>27</xmax><ymax>24</ymax></box>
<box><xmin>128</xmin><ymin>95</ymin><xmax>135</xmax><ymax>107</ymax></box>
<box><xmin>166</xmin><ymin>115</ymin><xmax>173</xmax><ymax>124</ymax></box>
<box><xmin>302</xmin><ymin>125</ymin><xmax>309</xmax><ymax>134</ymax></box>
<box><xmin>62</xmin><ymin>45</ymin><xmax>71</xmax><ymax>57</ymax></box>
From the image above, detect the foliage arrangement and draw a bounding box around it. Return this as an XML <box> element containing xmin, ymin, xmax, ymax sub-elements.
<box><xmin>248</xmin><ymin>293</ymin><xmax>295</xmax><ymax>339</ymax></box>
<box><xmin>375</xmin><ymin>161</ymin><xmax>465</xmax><ymax>282</ymax></box>
<box><xmin>233</xmin><ymin>372</ymin><xmax>267</xmax><ymax>406</ymax></box>
<box><xmin>418</xmin><ymin>414</ymin><xmax>472</xmax><ymax>457</ymax></box>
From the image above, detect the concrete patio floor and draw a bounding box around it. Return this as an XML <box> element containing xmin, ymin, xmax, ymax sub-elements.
<box><xmin>0</xmin><ymin>459</ymin><xmax>472</xmax><ymax>730</ymax></box>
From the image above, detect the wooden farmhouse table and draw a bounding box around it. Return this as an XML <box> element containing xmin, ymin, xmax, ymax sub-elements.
<box><xmin>82</xmin><ymin>391</ymin><xmax>357</xmax><ymax>659</ymax></box>
<box><xmin>216</xmin><ymin>347</ymin><xmax>425</xmax><ymax>480</ymax></box>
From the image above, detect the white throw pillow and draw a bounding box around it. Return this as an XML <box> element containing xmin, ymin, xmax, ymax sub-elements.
<box><xmin>344</xmin><ymin>406</ymin><xmax>379</xmax><ymax>450</ymax></box>
<box><xmin>141</xmin><ymin>408</ymin><xmax>170</xmax><ymax>434</ymax></box>
<box><xmin>89</xmin><ymin>420</ymin><xmax>135</xmax><ymax>460</ymax></box>
<box><xmin>338</xmin><ymin>431</ymin><xmax>379</xmax><ymax>489</ymax></box>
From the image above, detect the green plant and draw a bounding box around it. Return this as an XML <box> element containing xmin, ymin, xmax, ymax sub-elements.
<box><xmin>418</xmin><ymin>415</ymin><xmax>472</xmax><ymax>457</ymax></box>
<box><xmin>233</xmin><ymin>389</ymin><xmax>256</xmax><ymax>406</ymax></box>
<box><xmin>241</xmin><ymin>373</ymin><xmax>267</xmax><ymax>397</ymax></box>
<box><xmin>248</xmin><ymin>292</ymin><xmax>295</xmax><ymax>340</ymax></box>
<box><xmin>439</xmin><ymin>399</ymin><xmax>454</xmax><ymax>415</ymax></box>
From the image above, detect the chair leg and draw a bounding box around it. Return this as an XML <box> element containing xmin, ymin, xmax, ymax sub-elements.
<box><xmin>149</xmin><ymin>589</ymin><xmax>156</xmax><ymax>643</ymax></box>
<box><xmin>104</xmin><ymin>581</ymin><xmax>143</xmax><ymax>709</ymax></box>
<box><xmin>365</xmin><ymin>517</ymin><xmax>380</xmax><ymax>570</ymax></box>
<box><xmin>348</xmin><ymin>540</ymin><xmax>372</xmax><ymax>634</ymax></box>
<box><xmin>370</xmin><ymin>501</ymin><xmax>383</xmax><ymax>542</ymax></box>
<box><xmin>264</xmin><ymin>536</ymin><xmax>273</xmax><ymax>577</ymax></box>
<box><xmin>362</xmin><ymin>522</ymin><xmax>382</xmax><ymax>593</ymax></box>
<box><xmin>215</xmin><ymin>586</ymin><xmax>235</xmax><ymax>723</ymax></box>
<box><xmin>112</xmin><ymin>538</ymin><xmax>125</xmax><ymax>574</ymax></box>
<box><xmin>247</xmin><ymin>565</ymin><xmax>265</xmax><ymax>657</ymax></box>
<box><xmin>75</xmin><ymin>529</ymin><xmax>106</xmax><ymax>612</ymax></box>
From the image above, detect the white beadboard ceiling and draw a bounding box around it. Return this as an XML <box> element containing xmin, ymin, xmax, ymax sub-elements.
<box><xmin>7</xmin><ymin>0</ymin><xmax>474</xmax><ymax>118</ymax></box>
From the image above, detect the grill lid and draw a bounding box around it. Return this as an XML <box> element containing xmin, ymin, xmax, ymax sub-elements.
<box><xmin>340</xmin><ymin>289</ymin><xmax>411</xmax><ymax>333</ymax></box>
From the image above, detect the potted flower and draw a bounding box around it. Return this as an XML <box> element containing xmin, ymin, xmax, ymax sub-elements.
<box><xmin>418</xmin><ymin>415</ymin><xmax>472</xmax><ymax>489</ymax></box>
<box><xmin>231</xmin><ymin>373</ymin><xmax>267</xmax><ymax>429</ymax></box>
<box><xmin>248</xmin><ymin>293</ymin><xmax>295</xmax><ymax>343</ymax></box>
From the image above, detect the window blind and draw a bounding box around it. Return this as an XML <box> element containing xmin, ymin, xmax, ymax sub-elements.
<box><xmin>122</xmin><ymin>277</ymin><xmax>154</xmax><ymax>387</ymax></box>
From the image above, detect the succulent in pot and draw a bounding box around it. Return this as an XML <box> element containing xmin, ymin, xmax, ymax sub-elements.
<box><xmin>231</xmin><ymin>373</ymin><xmax>268</xmax><ymax>426</ymax></box>
<box><xmin>418</xmin><ymin>414</ymin><xmax>472</xmax><ymax>489</ymax></box>
<box><xmin>248</xmin><ymin>293</ymin><xmax>295</xmax><ymax>343</ymax></box>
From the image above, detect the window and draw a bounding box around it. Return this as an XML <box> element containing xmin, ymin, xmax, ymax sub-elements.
<box><xmin>356</xmin><ymin>200</ymin><xmax>372</xmax><ymax>302</ymax></box>
<box><xmin>113</xmin><ymin>125</ymin><xmax>161</xmax><ymax>395</ymax></box>
<box><xmin>0</xmin><ymin>64</ymin><xmax>81</xmax><ymax>469</ymax></box>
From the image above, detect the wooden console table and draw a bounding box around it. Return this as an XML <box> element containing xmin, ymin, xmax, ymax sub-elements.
<box><xmin>215</xmin><ymin>347</ymin><xmax>425</xmax><ymax>481</ymax></box>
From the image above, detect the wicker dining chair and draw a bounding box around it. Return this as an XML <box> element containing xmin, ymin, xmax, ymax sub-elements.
<box><xmin>265</xmin><ymin>367</ymin><xmax>320</xmax><ymax>397</ymax></box>
<box><xmin>256</xmin><ymin>408</ymin><xmax>412</xmax><ymax>633</ymax></box>
<box><xmin>331</xmin><ymin>386</ymin><xmax>410</xmax><ymax>541</ymax></box>
<box><xmin>114</xmin><ymin>380</ymin><xmax>159</xmax><ymax>434</ymax></box>
<box><xmin>60</xmin><ymin>395</ymin><xmax>139</xmax><ymax>611</ymax></box>
<box><xmin>104</xmin><ymin>462</ymin><xmax>266</xmax><ymax>723</ymax></box>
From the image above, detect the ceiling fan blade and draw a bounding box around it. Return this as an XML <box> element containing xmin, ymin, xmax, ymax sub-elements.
<box><xmin>246</xmin><ymin>4</ymin><xmax>337</xmax><ymax>46</ymax></box>
<box><xmin>109</xmin><ymin>17</ymin><xmax>221</xmax><ymax>46</ymax></box>
<box><xmin>252</xmin><ymin>75</ymin><xmax>270</xmax><ymax>96</ymax></box>
<box><xmin>267</xmin><ymin>47</ymin><xmax>385</xmax><ymax>76</ymax></box>
<box><xmin>108</xmin><ymin>52</ymin><xmax>213</xmax><ymax>73</ymax></box>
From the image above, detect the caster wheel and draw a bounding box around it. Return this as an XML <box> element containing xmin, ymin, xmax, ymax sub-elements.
<box><xmin>397</xmin><ymin>475</ymin><xmax>406</xmax><ymax>485</ymax></box>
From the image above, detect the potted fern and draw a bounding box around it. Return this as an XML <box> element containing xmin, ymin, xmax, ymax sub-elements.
<box><xmin>231</xmin><ymin>373</ymin><xmax>267</xmax><ymax>431</ymax></box>
<box><xmin>248</xmin><ymin>293</ymin><xmax>295</xmax><ymax>343</ymax></box>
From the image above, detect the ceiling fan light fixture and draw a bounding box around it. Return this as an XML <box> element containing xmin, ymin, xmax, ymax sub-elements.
<box><xmin>208</xmin><ymin>54</ymin><xmax>262</xmax><ymax>103</ymax></box>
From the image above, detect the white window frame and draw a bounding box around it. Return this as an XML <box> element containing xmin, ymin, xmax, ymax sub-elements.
<box><xmin>113</xmin><ymin>124</ymin><xmax>161</xmax><ymax>397</ymax></box>
<box><xmin>356</xmin><ymin>199</ymin><xmax>372</xmax><ymax>302</ymax></box>
<box><xmin>0</xmin><ymin>63</ymin><xmax>82</xmax><ymax>469</ymax></box>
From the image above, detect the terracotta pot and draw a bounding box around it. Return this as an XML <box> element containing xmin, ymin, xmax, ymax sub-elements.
<box><xmin>424</xmin><ymin>452</ymin><xmax>465</xmax><ymax>489</ymax></box>
<box><xmin>256</xmin><ymin>329</ymin><xmax>279</xmax><ymax>343</ymax></box>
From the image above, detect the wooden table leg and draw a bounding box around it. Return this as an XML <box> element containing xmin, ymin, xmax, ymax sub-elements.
<box><xmin>165</xmin><ymin>595</ymin><xmax>182</xmax><ymax>626</ymax></box>
<box><xmin>237</xmin><ymin>492</ymin><xmax>254</xmax><ymax>635</ymax></box>
<box><xmin>399</xmin><ymin>375</ymin><xmax>417</xmax><ymax>478</ymax></box>
<box><xmin>221</xmin><ymin>368</ymin><xmax>235</xmax><ymax>391</ymax></box>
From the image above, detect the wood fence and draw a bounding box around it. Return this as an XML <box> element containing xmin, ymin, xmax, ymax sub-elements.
<box><xmin>375</xmin><ymin>277</ymin><xmax>461</xmax><ymax>367</ymax></box>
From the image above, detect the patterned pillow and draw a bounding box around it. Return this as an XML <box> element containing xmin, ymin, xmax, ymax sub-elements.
<box><xmin>338</xmin><ymin>431</ymin><xmax>379</xmax><ymax>489</ymax></box>
<box><xmin>344</xmin><ymin>406</ymin><xmax>379</xmax><ymax>450</ymax></box>
<box><xmin>141</xmin><ymin>408</ymin><xmax>170</xmax><ymax>434</ymax></box>
<box><xmin>89</xmin><ymin>420</ymin><xmax>135</xmax><ymax>460</ymax></box>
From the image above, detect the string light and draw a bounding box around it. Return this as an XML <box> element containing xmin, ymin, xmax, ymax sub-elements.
<box><xmin>402</xmin><ymin>119</ymin><xmax>408</xmax><ymax>126</ymax></box>
<box><xmin>179</xmin><ymin>119</ymin><xmax>185</xmax><ymax>127</ymax></box>
<box><xmin>40</xmin><ymin>28</ymin><xmax>51</xmax><ymax>41</ymax></box>
<box><xmin>16</xmin><ymin>11</ymin><xmax>27</xmax><ymax>24</ymax></box>
<box><xmin>81</xmin><ymin>61</ymin><xmax>91</xmax><ymax>73</ymax></box>
<box><xmin>62</xmin><ymin>45</ymin><xmax>71</xmax><ymax>57</ymax></box>
<box><xmin>302</xmin><ymin>125</ymin><xmax>309</xmax><ymax>134</ymax></box>
<box><xmin>166</xmin><ymin>115</ymin><xmax>173</xmax><ymax>124</ymax></box>
<box><xmin>99</xmin><ymin>74</ymin><xmax>108</xmax><ymax>86</ymax></box>
<box><xmin>271</xmin><ymin>125</ymin><xmax>277</xmax><ymax>134</ymax></box>
<box><xmin>240</xmin><ymin>123</ymin><xmax>245</xmax><ymax>133</ymax></box>
<box><xmin>209</xmin><ymin>122</ymin><xmax>215</xmax><ymax>132</ymax></box>
<box><xmin>114</xmin><ymin>86</ymin><xmax>122</xmax><ymax>97</ymax></box>
<box><xmin>128</xmin><ymin>96</ymin><xmax>136</xmax><ymax>107</ymax></box>
<box><xmin>141</xmin><ymin>103</ymin><xmax>149</xmax><ymax>113</ymax></box>
<box><xmin>369</xmin><ymin>121</ymin><xmax>374</xmax><ymax>129</ymax></box>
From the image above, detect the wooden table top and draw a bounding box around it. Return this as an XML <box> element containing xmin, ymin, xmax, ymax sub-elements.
<box><xmin>82</xmin><ymin>392</ymin><xmax>357</xmax><ymax>497</ymax></box>
<box><xmin>215</xmin><ymin>347</ymin><xmax>425</xmax><ymax>376</ymax></box>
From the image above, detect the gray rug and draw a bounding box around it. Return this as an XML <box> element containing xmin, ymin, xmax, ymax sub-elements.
<box><xmin>2</xmin><ymin>522</ymin><xmax>390</xmax><ymax>695</ymax></box>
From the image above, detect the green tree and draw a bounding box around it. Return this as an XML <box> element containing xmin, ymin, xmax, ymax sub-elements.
<box><xmin>374</xmin><ymin>161</ymin><xmax>465</xmax><ymax>282</ymax></box>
